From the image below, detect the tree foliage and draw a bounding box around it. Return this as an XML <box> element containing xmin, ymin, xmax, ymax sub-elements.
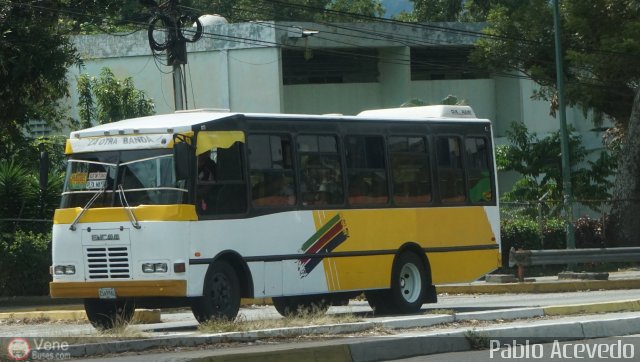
<box><xmin>181</xmin><ymin>0</ymin><xmax>385</xmax><ymax>22</ymax></box>
<box><xmin>468</xmin><ymin>1</ymin><xmax>640</xmax><ymax>246</ymax></box>
<box><xmin>58</xmin><ymin>0</ymin><xmax>385</xmax><ymax>29</ymax></box>
<box><xmin>471</xmin><ymin>1</ymin><xmax>640</xmax><ymax>126</ymax></box>
<box><xmin>0</xmin><ymin>0</ymin><xmax>77</xmax><ymax>148</ymax></box>
<box><xmin>77</xmin><ymin>68</ymin><xmax>155</xmax><ymax>126</ymax></box>
<box><xmin>406</xmin><ymin>0</ymin><xmax>496</xmax><ymax>22</ymax></box>
<box><xmin>497</xmin><ymin>122</ymin><xmax>615</xmax><ymax>205</ymax></box>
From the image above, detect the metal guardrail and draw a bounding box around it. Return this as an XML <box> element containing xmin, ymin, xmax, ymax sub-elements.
<box><xmin>509</xmin><ymin>247</ymin><xmax>640</xmax><ymax>267</ymax></box>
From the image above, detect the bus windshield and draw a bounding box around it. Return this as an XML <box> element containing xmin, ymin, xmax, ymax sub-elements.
<box><xmin>61</xmin><ymin>149</ymin><xmax>188</xmax><ymax>208</ymax></box>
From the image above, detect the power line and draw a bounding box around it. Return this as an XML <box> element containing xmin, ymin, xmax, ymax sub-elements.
<box><xmin>6</xmin><ymin>0</ymin><xmax>636</xmax><ymax>105</ymax></box>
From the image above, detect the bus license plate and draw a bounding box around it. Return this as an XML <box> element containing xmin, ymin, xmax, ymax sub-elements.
<box><xmin>98</xmin><ymin>288</ymin><xmax>116</xmax><ymax>299</ymax></box>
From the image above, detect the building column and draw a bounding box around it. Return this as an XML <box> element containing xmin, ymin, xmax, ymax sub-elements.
<box><xmin>378</xmin><ymin>47</ymin><xmax>411</xmax><ymax>108</ymax></box>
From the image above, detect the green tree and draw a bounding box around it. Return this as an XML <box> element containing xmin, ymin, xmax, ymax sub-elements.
<box><xmin>77</xmin><ymin>68</ymin><xmax>155</xmax><ymax>126</ymax></box>
<box><xmin>326</xmin><ymin>0</ymin><xmax>385</xmax><ymax>20</ymax></box>
<box><xmin>0</xmin><ymin>159</ymin><xmax>63</xmax><ymax>232</ymax></box>
<box><xmin>407</xmin><ymin>0</ymin><xmax>496</xmax><ymax>22</ymax></box>
<box><xmin>471</xmin><ymin>1</ymin><xmax>640</xmax><ymax>246</ymax></box>
<box><xmin>49</xmin><ymin>0</ymin><xmax>387</xmax><ymax>34</ymax></box>
<box><xmin>0</xmin><ymin>0</ymin><xmax>77</xmax><ymax>158</ymax></box>
<box><xmin>497</xmin><ymin>122</ymin><xmax>615</xmax><ymax>208</ymax></box>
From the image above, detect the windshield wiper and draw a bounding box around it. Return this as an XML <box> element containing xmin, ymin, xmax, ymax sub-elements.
<box><xmin>118</xmin><ymin>184</ymin><xmax>141</xmax><ymax>229</ymax></box>
<box><xmin>69</xmin><ymin>184</ymin><xmax>107</xmax><ymax>231</ymax></box>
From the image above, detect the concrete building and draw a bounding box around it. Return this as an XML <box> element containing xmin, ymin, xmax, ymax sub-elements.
<box><xmin>61</xmin><ymin>20</ymin><xmax>607</xmax><ymax>194</ymax></box>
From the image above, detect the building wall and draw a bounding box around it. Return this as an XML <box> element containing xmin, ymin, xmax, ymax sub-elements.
<box><xmin>228</xmin><ymin>47</ymin><xmax>283</xmax><ymax>113</ymax></box>
<box><xmin>283</xmin><ymin>83</ymin><xmax>381</xmax><ymax>115</ymax></box>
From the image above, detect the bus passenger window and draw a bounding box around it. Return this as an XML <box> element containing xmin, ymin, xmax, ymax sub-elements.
<box><xmin>345</xmin><ymin>136</ymin><xmax>388</xmax><ymax>205</ymax></box>
<box><xmin>466</xmin><ymin>137</ymin><xmax>493</xmax><ymax>203</ymax></box>
<box><xmin>436</xmin><ymin>137</ymin><xmax>466</xmax><ymax>203</ymax></box>
<box><xmin>389</xmin><ymin>136</ymin><xmax>431</xmax><ymax>204</ymax></box>
<box><xmin>298</xmin><ymin>135</ymin><xmax>344</xmax><ymax>206</ymax></box>
<box><xmin>249</xmin><ymin>134</ymin><xmax>296</xmax><ymax>207</ymax></box>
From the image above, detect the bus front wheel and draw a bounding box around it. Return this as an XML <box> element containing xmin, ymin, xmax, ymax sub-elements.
<box><xmin>84</xmin><ymin>298</ymin><xmax>135</xmax><ymax>329</ymax></box>
<box><xmin>191</xmin><ymin>260</ymin><xmax>241</xmax><ymax>322</ymax></box>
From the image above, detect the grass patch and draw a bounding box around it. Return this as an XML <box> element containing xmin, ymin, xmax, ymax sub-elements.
<box><xmin>0</xmin><ymin>315</ymin><xmax>51</xmax><ymax>325</ymax></box>
<box><xmin>94</xmin><ymin>314</ymin><xmax>148</xmax><ymax>339</ymax></box>
<box><xmin>198</xmin><ymin>310</ymin><xmax>362</xmax><ymax>334</ymax></box>
<box><xmin>465</xmin><ymin>329</ymin><xmax>490</xmax><ymax>350</ymax></box>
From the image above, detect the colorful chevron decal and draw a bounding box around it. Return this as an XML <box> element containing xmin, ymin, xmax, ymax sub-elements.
<box><xmin>297</xmin><ymin>213</ymin><xmax>348</xmax><ymax>278</ymax></box>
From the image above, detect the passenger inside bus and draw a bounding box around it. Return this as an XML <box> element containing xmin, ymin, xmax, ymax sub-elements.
<box><xmin>197</xmin><ymin>151</ymin><xmax>217</xmax><ymax>182</ymax></box>
<box><xmin>252</xmin><ymin>172</ymin><xmax>295</xmax><ymax>206</ymax></box>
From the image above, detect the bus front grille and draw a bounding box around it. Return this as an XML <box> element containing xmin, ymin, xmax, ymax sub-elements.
<box><xmin>85</xmin><ymin>246</ymin><xmax>131</xmax><ymax>279</ymax></box>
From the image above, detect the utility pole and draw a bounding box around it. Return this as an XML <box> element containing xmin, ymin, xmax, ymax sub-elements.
<box><xmin>552</xmin><ymin>0</ymin><xmax>576</xmax><ymax>252</ymax></box>
<box><xmin>144</xmin><ymin>0</ymin><xmax>202</xmax><ymax>111</ymax></box>
<box><xmin>166</xmin><ymin>0</ymin><xmax>186</xmax><ymax>111</ymax></box>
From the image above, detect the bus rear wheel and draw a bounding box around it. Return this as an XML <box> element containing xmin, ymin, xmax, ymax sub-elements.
<box><xmin>84</xmin><ymin>298</ymin><xmax>135</xmax><ymax>330</ymax></box>
<box><xmin>272</xmin><ymin>295</ymin><xmax>329</xmax><ymax>317</ymax></box>
<box><xmin>191</xmin><ymin>260</ymin><xmax>241</xmax><ymax>322</ymax></box>
<box><xmin>367</xmin><ymin>252</ymin><xmax>426</xmax><ymax>315</ymax></box>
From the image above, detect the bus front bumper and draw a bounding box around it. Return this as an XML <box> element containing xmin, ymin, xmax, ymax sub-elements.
<box><xmin>49</xmin><ymin>280</ymin><xmax>187</xmax><ymax>298</ymax></box>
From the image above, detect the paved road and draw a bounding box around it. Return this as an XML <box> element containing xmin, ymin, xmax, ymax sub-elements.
<box><xmin>63</xmin><ymin>312</ymin><xmax>640</xmax><ymax>362</ymax></box>
<box><xmin>389</xmin><ymin>335</ymin><xmax>640</xmax><ymax>362</ymax></box>
<box><xmin>2</xmin><ymin>288</ymin><xmax>640</xmax><ymax>338</ymax></box>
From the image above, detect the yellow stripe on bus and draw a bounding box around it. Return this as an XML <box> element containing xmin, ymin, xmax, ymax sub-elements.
<box><xmin>54</xmin><ymin>205</ymin><xmax>198</xmax><ymax>224</ymax></box>
<box><xmin>312</xmin><ymin>207</ymin><xmax>499</xmax><ymax>291</ymax></box>
<box><xmin>50</xmin><ymin>280</ymin><xmax>186</xmax><ymax>298</ymax></box>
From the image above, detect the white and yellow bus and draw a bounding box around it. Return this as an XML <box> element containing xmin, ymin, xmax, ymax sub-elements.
<box><xmin>49</xmin><ymin>105</ymin><xmax>500</xmax><ymax>328</ymax></box>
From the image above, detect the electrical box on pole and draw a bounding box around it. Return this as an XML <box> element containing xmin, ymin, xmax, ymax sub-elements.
<box><xmin>144</xmin><ymin>0</ymin><xmax>202</xmax><ymax>111</ymax></box>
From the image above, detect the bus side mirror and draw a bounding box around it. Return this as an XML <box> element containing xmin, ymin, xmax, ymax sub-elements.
<box><xmin>173</xmin><ymin>136</ymin><xmax>194</xmax><ymax>181</ymax></box>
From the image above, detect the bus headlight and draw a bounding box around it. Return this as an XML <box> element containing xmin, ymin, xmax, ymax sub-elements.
<box><xmin>142</xmin><ymin>263</ymin><xmax>168</xmax><ymax>273</ymax></box>
<box><xmin>54</xmin><ymin>265</ymin><xmax>76</xmax><ymax>275</ymax></box>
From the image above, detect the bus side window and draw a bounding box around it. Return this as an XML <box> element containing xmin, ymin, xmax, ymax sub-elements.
<box><xmin>345</xmin><ymin>135</ymin><xmax>388</xmax><ymax>205</ymax></box>
<box><xmin>389</xmin><ymin>136</ymin><xmax>431</xmax><ymax>204</ymax></box>
<box><xmin>298</xmin><ymin>135</ymin><xmax>344</xmax><ymax>206</ymax></box>
<box><xmin>436</xmin><ymin>136</ymin><xmax>466</xmax><ymax>203</ymax></box>
<box><xmin>196</xmin><ymin>141</ymin><xmax>247</xmax><ymax>215</ymax></box>
<box><xmin>465</xmin><ymin>137</ymin><xmax>493</xmax><ymax>203</ymax></box>
<box><xmin>249</xmin><ymin>134</ymin><xmax>296</xmax><ymax>207</ymax></box>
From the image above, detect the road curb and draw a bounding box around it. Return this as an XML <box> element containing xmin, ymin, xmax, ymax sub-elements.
<box><xmin>188</xmin><ymin>315</ymin><xmax>640</xmax><ymax>362</ymax></box>
<box><xmin>543</xmin><ymin>299</ymin><xmax>640</xmax><ymax>316</ymax></box>
<box><xmin>11</xmin><ymin>301</ymin><xmax>640</xmax><ymax>360</ymax></box>
<box><xmin>347</xmin><ymin>315</ymin><xmax>640</xmax><ymax>362</ymax></box>
<box><xmin>0</xmin><ymin>309</ymin><xmax>161</xmax><ymax>324</ymax></box>
<box><xmin>192</xmin><ymin>345</ymin><xmax>353</xmax><ymax>362</ymax></box>
<box><xmin>437</xmin><ymin>278</ymin><xmax>640</xmax><ymax>294</ymax></box>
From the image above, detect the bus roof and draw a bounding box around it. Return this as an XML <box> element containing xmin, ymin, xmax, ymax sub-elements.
<box><xmin>69</xmin><ymin>106</ymin><xmax>487</xmax><ymax>139</ymax></box>
<box><xmin>357</xmin><ymin>105</ymin><xmax>477</xmax><ymax>119</ymax></box>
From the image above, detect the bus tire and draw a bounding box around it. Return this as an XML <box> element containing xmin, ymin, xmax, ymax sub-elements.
<box><xmin>191</xmin><ymin>260</ymin><xmax>241</xmax><ymax>322</ymax></box>
<box><xmin>84</xmin><ymin>298</ymin><xmax>135</xmax><ymax>330</ymax></box>
<box><xmin>389</xmin><ymin>252</ymin><xmax>426</xmax><ymax>314</ymax></box>
<box><xmin>272</xmin><ymin>295</ymin><xmax>329</xmax><ymax>317</ymax></box>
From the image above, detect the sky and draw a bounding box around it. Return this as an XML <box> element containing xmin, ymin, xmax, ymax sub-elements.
<box><xmin>381</xmin><ymin>0</ymin><xmax>413</xmax><ymax>18</ymax></box>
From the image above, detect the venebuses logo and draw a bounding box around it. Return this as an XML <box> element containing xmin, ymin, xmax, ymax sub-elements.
<box><xmin>6</xmin><ymin>338</ymin><xmax>30</xmax><ymax>361</ymax></box>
